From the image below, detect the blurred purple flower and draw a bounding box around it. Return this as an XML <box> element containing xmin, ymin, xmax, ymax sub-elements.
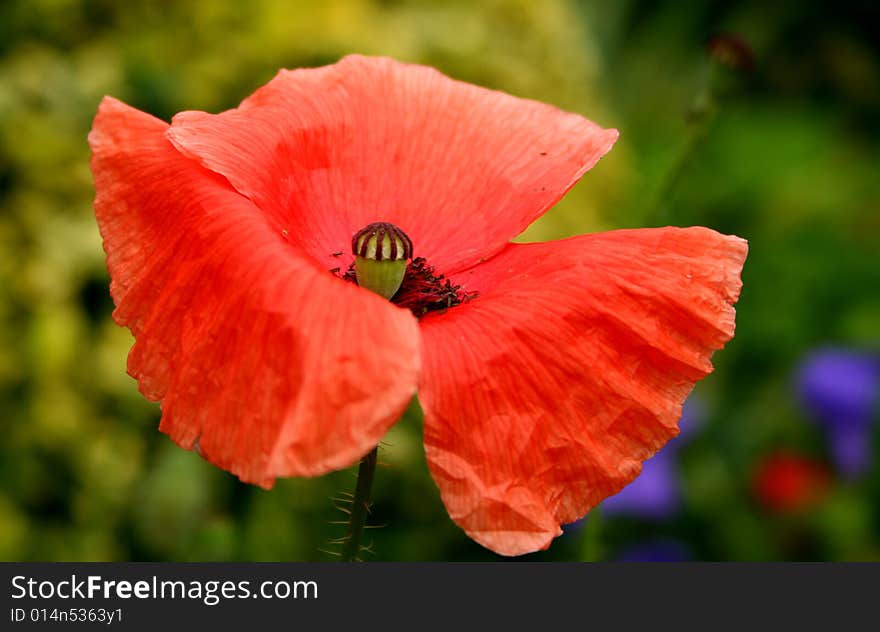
<box><xmin>600</xmin><ymin>396</ymin><xmax>705</xmax><ymax>519</ymax></box>
<box><xmin>794</xmin><ymin>348</ymin><xmax>880</xmax><ymax>477</ymax></box>
<box><xmin>601</xmin><ymin>449</ymin><xmax>680</xmax><ymax>518</ymax></box>
<box><xmin>671</xmin><ymin>394</ymin><xmax>706</xmax><ymax>445</ymax></box>
<box><xmin>615</xmin><ymin>539</ymin><xmax>692</xmax><ymax>562</ymax></box>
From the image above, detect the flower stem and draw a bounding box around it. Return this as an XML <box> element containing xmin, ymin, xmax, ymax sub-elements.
<box><xmin>647</xmin><ymin>62</ymin><xmax>719</xmax><ymax>224</ymax></box>
<box><xmin>341</xmin><ymin>446</ymin><xmax>378</xmax><ymax>562</ymax></box>
<box><xmin>579</xmin><ymin>507</ymin><xmax>603</xmax><ymax>562</ymax></box>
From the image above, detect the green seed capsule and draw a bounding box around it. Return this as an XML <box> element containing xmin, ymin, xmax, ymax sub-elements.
<box><xmin>351</xmin><ymin>222</ymin><xmax>412</xmax><ymax>299</ymax></box>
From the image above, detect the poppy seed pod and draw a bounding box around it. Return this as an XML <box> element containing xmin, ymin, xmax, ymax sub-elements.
<box><xmin>352</xmin><ymin>222</ymin><xmax>412</xmax><ymax>299</ymax></box>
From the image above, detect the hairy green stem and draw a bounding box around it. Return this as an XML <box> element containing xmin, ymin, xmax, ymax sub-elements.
<box><xmin>579</xmin><ymin>507</ymin><xmax>603</xmax><ymax>562</ymax></box>
<box><xmin>341</xmin><ymin>446</ymin><xmax>378</xmax><ymax>562</ymax></box>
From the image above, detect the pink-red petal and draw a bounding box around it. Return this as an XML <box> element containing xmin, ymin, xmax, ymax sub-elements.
<box><xmin>90</xmin><ymin>97</ymin><xmax>420</xmax><ymax>487</ymax></box>
<box><xmin>166</xmin><ymin>55</ymin><xmax>618</xmax><ymax>275</ymax></box>
<box><xmin>418</xmin><ymin>227</ymin><xmax>747</xmax><ymax>555</ymax></box>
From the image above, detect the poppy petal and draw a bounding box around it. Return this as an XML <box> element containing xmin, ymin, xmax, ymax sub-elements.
<box><xmin>166</xmin><ymin>55</ymin><xmax>618</xmax><ymax>275</ymax></box>
<box><xmin>90</xmin><ymin>97</ymin><xmax>420</xmax><ymax>487</ymax></box>
<box><xmin>418</xmin><ymin>227</ymin><xmax>747</xmax><ymax>555</ymax></box>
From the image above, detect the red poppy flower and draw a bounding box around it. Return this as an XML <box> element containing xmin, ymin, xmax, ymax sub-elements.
<box><xmin>753</xmin><ymin>452</ymin><xmax>830</xmax><ymax>513</ymax></box>
<box><xmin>90</xmin><ymin>55</ymin><xmax>747</xmax><ymax>556</ymax></box>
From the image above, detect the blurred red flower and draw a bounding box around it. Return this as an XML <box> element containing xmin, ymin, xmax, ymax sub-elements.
<box><xmin>753</xmin><ymin>452</ymin><xmax>830</xmax><ymax>513</ymax></box>
<box><xmin>89</xmin><ymin>55</ymin><xmax>747</xmax><ymax>555</ymax></box>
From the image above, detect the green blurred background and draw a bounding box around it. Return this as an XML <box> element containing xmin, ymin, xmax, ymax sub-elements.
<box><xmin>1</xmin><ymin>0</ymin><xmax>878</xmax><ymax>561</ymax></box>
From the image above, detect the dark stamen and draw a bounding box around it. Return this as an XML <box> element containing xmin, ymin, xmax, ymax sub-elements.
<box><xmin>394</xmin><ymin>257</ymin><xmax>478</xmax><ymax>317</ymax></box>
<box><xmin>334</xmin><ymin>256</ymin><xmax>476</xmax><ymax>318</ymax></box>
